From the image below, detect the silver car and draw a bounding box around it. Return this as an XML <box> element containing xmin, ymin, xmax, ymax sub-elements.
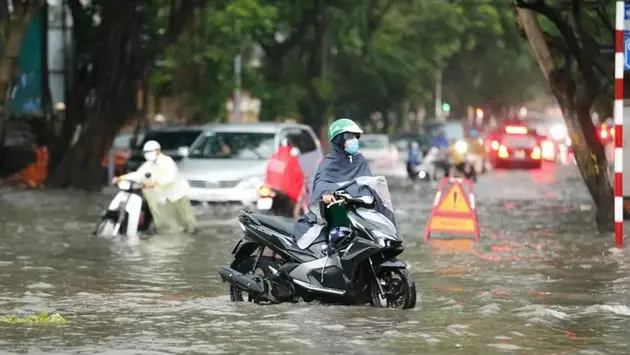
<box><xmin>178</xmin><ymin>123</ymin><xmax>324</xmax><ymax>205</ymax></box>
<box><xmin>359</xmin><ymin>134</ymin><xmax>406</xmax><ymax>177</ymax></box>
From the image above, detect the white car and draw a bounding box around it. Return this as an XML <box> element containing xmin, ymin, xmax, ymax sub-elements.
<box><xmin>178</xmin><ymin>123</ymin><xmax>323</xmax><ymax>205</ymax></box>
<box><xmin>359</xmin><ymin>134</ymin><xmax>406</xmax><ymax>177</ymax></box>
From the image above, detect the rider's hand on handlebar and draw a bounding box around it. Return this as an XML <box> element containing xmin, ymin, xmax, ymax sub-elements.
<box><xmin>111</xmin><ymin>176</ymin><xmax>119</xmax><ymax>184</ymax></box>
<box><xmin>322</xmin><ymin>194</ymin><xmax>336</xmax><ymax>205</ymax></box>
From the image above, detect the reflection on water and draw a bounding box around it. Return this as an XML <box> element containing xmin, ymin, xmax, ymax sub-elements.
<box><xmin>0</xmin><ymin>165</ymin><xmax>629</xmax><ymax>354</ymax></box>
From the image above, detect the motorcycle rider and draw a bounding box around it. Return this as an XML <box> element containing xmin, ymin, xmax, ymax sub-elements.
<box><xmin>466</xmin><ymin>128</ymin><xmax>486</xmax><ymax>176</ymax></box>
<box><xmin>431</xmin><ymin>128</ymin><xmax>451</xmax><ymax>177</ymax></box>
<box><xmin>112</xmin><ymin>140</ymin><xmax>198</xmax><ymax>234</ymax></box>
<box><xmin>264</xmin><ymin>138</ymin><xmax>305</xmax><ymax>218</ymax></box>
<box><xmin>406</xmin><ymin>141</ymin><xmax>422</xmax><ymax>180</ymax></box>
<box><xmin>294</xmin><ymin>118</ymin><xmax>376</xmax><ymax>242</ymax></box>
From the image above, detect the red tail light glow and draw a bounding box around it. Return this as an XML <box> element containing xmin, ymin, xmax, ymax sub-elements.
<box><xmin>531</xmin><ymin>146</ymin><xmax>541</xmax><ymax>160</ymax></box>
<box><xmin>498</xmin><ymin>145</ymin><xmax>509</xmax><ymax>158</ymax></box>
<box><xmin>257</xmin><ymin>186</ymin><xmax>274</xmax><ymax>198</ymax></box>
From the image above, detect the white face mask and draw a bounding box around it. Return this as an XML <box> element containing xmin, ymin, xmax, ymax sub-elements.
<box><xmin>144</xmin><ymin>151</ymin><xmax>159</xmax><ymax>162</ymax></box>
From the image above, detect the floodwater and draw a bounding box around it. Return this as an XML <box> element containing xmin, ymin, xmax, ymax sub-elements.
<box><xmin>0</xmin><ymin>164</ymin><xmax>629</xmax><ymax>355</ymax></box>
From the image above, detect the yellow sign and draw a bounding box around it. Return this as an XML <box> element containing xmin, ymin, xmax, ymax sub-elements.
<box><xmin>436</xmin><ymin>184</ymin><xmax>471</xmax><ymax>214</ymax></box>
<box><xmin>429</xmin><ymin>216</ymin><xmax>476</xmax><ymax>233</ymax></box>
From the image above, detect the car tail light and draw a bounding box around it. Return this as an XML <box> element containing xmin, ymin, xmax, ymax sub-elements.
<box><xmin>257</xmin><ymin>186</ymin><xmax>274</xmax><ymax>198</ymax></box>
<box><xmin>541</xmin><ymin>140</ymin><xmax>555</xmax><ymax>159</ymax></box>
<box><xmin>498</xmin><ymin>145</ymin><xmax>509</xmax><ymax>158</ymax></box>
<box><xmin>611</xmin><ymin>127</ymin><xmax>615</xmax><ymax>137</ymax></box>
<box><xmin>490</xmin><ymin>140</ymin><xmax>499</xmax><ymax>150</ymax></box>
<box><xmin>505</xmin><ymin>126</ymin><xmax>528</xmax><ymax>134</ymax></box>
<box><xmin>600</xmin><ymin>128</ymin><xmax>608</xmax><ymax>140</ymax></box>
<box><xmin>531</xmin><ymin>146</ymin><xmax>541</xmax><ymax>160</ymax></box>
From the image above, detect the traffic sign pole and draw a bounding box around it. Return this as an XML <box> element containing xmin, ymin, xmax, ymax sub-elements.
<box><xmin>614</xmin><ymin>1</ymin><xmax>625</xmax><ymax>248</ymax></box>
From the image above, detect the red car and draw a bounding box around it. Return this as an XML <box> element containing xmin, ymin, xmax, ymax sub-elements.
<box><xmin>485</xmin><ymin>125</ymin><xmax>542</xmax><ymax>169</ymax></box>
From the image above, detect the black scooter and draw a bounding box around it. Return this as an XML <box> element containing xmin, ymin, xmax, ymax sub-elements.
<box><xmin>218</xmin><ymin>190</ymin><xmax>417</xmax><ymax>309</ymax></box>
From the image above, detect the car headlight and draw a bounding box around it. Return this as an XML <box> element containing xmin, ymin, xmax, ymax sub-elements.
<box><xmin>550</xmin><ymin>124</ymin><xmax>566</xmax><ymax>140</ymax></box>
<box><xmin>372</xmin><ymin>230</ymin><xmax>398</xmax><ymax>247</ymax></box>
<box><xmin>455</xmin><ymin>140</ymin><xmax>468</xmax><ymax>154</ymax></box>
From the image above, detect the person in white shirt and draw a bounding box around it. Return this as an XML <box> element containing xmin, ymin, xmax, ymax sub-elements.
<box><xmin>112</xmin><ymin>140</ymin><xmax>197</xmax><ymax>234</ymax></box>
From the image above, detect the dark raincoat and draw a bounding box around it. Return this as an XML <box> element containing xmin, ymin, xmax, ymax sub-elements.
<box><xmin>294</xmin><ymin>135</ymin><xmax>396</xmax><ymax>248</ymax></box>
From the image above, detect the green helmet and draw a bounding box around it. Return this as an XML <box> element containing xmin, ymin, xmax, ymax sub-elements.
<box><xmin>327</xmin><ymin>118</ymin><xmax>364</xmax><ymax>142</ymax></box>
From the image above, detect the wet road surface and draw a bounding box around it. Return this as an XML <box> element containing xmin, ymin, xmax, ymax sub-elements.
<box><xmin>0</xmin><ymin>163</ymin><xmax>629</xmax><ymax>354</ymax></box>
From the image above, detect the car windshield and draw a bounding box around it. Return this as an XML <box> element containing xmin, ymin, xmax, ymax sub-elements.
<box><xmin>113</xmin><ymin>134</ymin><xmax>132</xmax><ymax>149</ymax></box>
<box><xmin>189</xmin><ymin>131</ymin><xmax>276</xmax><ymax>160</ymax></box>
<box><xmin>138</xmin><ymin>130</ymin><xmax>201</xmax><ymax>150</ymax></box>
<box><xmin>361</xmin><ymin>136</ymin><xmax>388</xmax><ymax>150</ymax></box>
<box><xmin>503</xmin><ymin>135</ymin><xmax>538</xmax><ymax>147</ymax></box>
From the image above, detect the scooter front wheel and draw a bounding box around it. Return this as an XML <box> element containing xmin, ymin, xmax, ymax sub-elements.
<box><xmin>95</xmin><ymin>219</ymin><xmax>116</xmax><ymax>237</ymax></box>
<box><xmin>370</xmin><ymin>268</ymin><xmax>417</xmax><ymax>309</ymax></box>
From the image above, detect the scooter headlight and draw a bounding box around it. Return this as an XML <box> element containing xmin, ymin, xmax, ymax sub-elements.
<box><xmin>372</xmin><ymin>230</ymin><xmax>398</xmax><ymax>247</ymax></box>
<box><xmin>418</xmin><ymin>170</ymin><xmax>427</xmax><ymax>179</ymax></box>
<box><xmin>455</xmin><ymin>140</ymin><xmax>468</xmax><ymax>154</ymax></box>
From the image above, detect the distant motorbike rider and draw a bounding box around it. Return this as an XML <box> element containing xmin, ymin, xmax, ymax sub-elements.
<box><xmin>466</xmin><ymin>129</ymin><xmax>486</xmax><ymax>175</ymax></box>
<box><xmin>406</xmin><ymin>141</ymin><xmax>422</xmax><ymax>180</ymax></box>
<box><xmin>447</xmin><ymin>139</ymin><xmax>475</xmax><ymax>180</ymax></box>
<box><xmin>112</xmin><ymin>140</ymin><xmax>197</xmax><ymax>234</ymax></box>
<box><xmin>264</xmin><ymin>138</ymin><xmax>306</xmax><ymax>218</ymax></box>
<box><xmin>431</xmin><ymin>128</ymin><xmax>451</xmax><ymax>177</ymax></box>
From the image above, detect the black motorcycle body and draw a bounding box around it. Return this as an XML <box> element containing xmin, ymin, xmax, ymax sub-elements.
<box><xmin>219</xmin><ymin>190</ymin><xmax>417</xmax><ymax>309</ymax></box>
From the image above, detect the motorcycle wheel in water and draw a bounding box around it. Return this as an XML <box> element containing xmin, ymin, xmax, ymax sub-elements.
<box><xmin>219</xmin><ymin>180</ymin><xmax>417</xmax><ymax>310</ymax></box>
<box><xmin>94</xmin><ymin>173</ymin><xmax>153</xmax><ymax>240</ymax></box>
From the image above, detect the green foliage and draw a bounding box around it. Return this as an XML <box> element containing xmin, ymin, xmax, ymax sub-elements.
<box><xmin>146</xmin><ymin>0</ymin><xmax>547</xmax><ymax>126</ymax></box>
<box><xmin>0</xmin><ymin>313</ymin><xmax>67</xmax><ymax>324</ymax></box>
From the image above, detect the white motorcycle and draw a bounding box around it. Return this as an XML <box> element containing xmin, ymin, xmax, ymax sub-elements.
<box><xmin>93</xmin><ymin>173</ymin><xmax>153</xmax><ymax>242</ymax></box>
<box><xmin>414</xmin><ymin>147</ymin><xmax>441</xmax><ymax>181</ymax></box>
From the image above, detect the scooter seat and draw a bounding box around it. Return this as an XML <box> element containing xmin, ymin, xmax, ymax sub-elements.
<box><xmin>250</xmin><ymin>212</ymin><xmax>296</xmax><ymax>237</ymax></box>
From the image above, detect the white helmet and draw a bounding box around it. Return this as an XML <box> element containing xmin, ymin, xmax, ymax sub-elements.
<box><xmin>143</xmin><ymin>140</ymin><xmax>161</xmax><ymax>152</ymax></box>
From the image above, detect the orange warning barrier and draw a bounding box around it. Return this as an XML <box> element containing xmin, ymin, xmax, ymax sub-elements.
<box><xmin>424</xmin><ymin>177</ymin><xmax>480</xmax><ymax>241</ymax></box>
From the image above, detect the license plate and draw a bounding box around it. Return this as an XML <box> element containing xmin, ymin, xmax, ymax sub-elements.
<box><xmin>256</xmin><ymin>198</ymin><xmax>273</xmax><ymax>210</ymax></box>
<box><xmin>515</xmin><ymin>150</ymin><xmax>525</xmax><ymax>159</ymax></box>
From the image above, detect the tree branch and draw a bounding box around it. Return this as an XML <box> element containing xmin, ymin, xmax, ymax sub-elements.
<box><xmin>515</xmin><ymin>0</ymin><xmax>600</xmax><ymax>99</ymax></box>
<box><xmin>595</xmin><ymin>0</ymin><xmax>614</xmax><ymax>35</ymax></box>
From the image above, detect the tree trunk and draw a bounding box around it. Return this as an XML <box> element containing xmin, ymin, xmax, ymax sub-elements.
<box><xmin>47</xmin><ymin>2</ymin><xmax>141</xmax><ymax>190</ymax></box>
<box><xmin>0</xmin><ymin>0</ymin><xmax>45</xmax><ymax>149</ymax></box>
<box><xmin>516</xmin><ymin>7</ymin><xmax>613</xmax><ymax>231</ymax></box>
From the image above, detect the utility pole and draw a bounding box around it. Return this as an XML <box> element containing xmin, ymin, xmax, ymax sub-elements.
<box><xmin>434</xmin><ymin>70</ymin><xmax>442</xmax><ymax>121</ymax></box>
<box><xmin>233</xmin><ymin>19</ymin><xmax>242</xmax><ymax>123</ymax></box>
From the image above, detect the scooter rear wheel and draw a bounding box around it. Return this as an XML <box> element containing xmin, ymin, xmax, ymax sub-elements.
<box><xmin>229</xmin><ymin>256</ymin><xmax>277</xmax><ymax>302</ymax></box>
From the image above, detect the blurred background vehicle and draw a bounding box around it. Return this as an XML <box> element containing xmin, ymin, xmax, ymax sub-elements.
<box><xmin>523</xmin><ymin>116</ymin><xmax>570</xmax><ymax>163</ymax></box>
<box><xmin>359</xmin><ymin>134</ymin><xmax>405</xmax><ymax>177</ymax></box>
<box><xmin>486</xmin><ymin>124</ymin><xmax>542</xmax><ymax>169</ymax></box>
<box><xmin>124</xmin><ymin>126</ymin><xmax>204</xmax><ymax>173</ymax></box>
<box><xmin>178</xmin><ymin>123</ymin><xmax>323</xmax><ymax>206</ymax></box>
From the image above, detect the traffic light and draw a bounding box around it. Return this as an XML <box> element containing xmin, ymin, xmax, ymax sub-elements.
<box><xmin>441</xmin><ymin>102</ymin><xmax>451</xmax><ymax>112</ymax></box>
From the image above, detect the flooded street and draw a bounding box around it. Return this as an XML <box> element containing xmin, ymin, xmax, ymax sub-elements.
<box><xmin>1</xmin><ymin>164</ymin><xmax>629</xmax><ymax>354</ymax></box>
